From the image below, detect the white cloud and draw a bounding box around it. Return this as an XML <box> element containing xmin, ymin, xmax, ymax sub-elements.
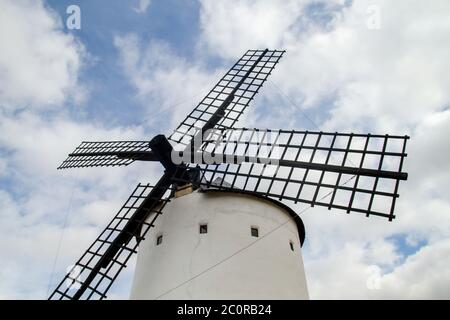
<box><xmin>0</xmin><ymin>110</ymin><xmax>148</xmax><ymax>178</ymax></box>
<box><xmin>0</xmin><ymin>111</ymin><xmax>162</xmax><ymax>298</ymax></box>
<box><xmin>305</xmin><ymin>239</ymin><xmax>450</xmax><ymax>299</ymax></box>
<box><xmin>0</xmin><ymin>0</ymin><xmax>86</xmax><ymax>110</ymax></box>
<box><xmin>199</xmin><ymin>0</ymin><xmax>304</xmax><ymax>57</ymax></box>
<box><xmin>114</xmin><ymin>33</ymin><xmax>221</xmax><ymax>134</ymax></box>
<box><xmin>198</xmin><ymin>0</ymin><xmax>347</xmax><ymax>58</ymax></box>
<box><xmin>0</xmin><ymin>7</ymin><xmax>160</xmax><ymax>296</ymax></box>
<box><xmin>0</xmin><ymin>1</ymin><xmax>160</xmax><ymax>299</ymax></box>
<box><xmin>377</xmin><ymin>240</ymin><xmax>450</xmax><ymax>299</ymax></box>
<box><xmin>200</xmin><ymin>0</ymin><xmax>450</xmax><ymax>133</ymax></box>
<box><xmin>132</xmin><ymin>0</ymin><xmax>151</xmax><ymax>14</ymax></box>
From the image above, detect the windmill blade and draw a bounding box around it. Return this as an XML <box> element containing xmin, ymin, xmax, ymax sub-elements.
<box><xmin>172</xmin><ymin>129</ymin><xmax>409</xmax><ymax>220</ymax></box>
<box><xmin>197</xmin><ymin>128</ymin><xmax>409</xmax><ymax>180</ymax></box>
<box><xmin>58</xmin><ymin>140</ymin><xmax>155</xmax><ymax>169</ymax></box>
<box><xmin>49</xmin><ymin>181</ymin><xmax>173</xmax><ymax>300</ymax></box>
<box><xmin>169</xmin><ymin>49</ymin><xmax>285</xmax><ymax>151</ymax></box>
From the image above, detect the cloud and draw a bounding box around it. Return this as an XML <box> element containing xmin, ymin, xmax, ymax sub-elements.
<box><xmin>199</xmin><ymin>0</ymin><xmax>450</xmax><ymax>133</ymax></box>
<box><xmin>377</xmin><ymin>240</ymin><xmax>450</xmax><ymax>299</ymax></box>
<box><xmin>0</xmin><ymin>0</ymin><xmax>86</xmax><ymax>111</ymax></box>
<box><xmin>0</xmin><ymin>2</ymin><xmax>159</xmax><ymax>299</ymax></box>
<box><xmin>114</xmin><ymin>33</ymin><xmax>221</xmax><ymax>134</ymax></box>
<box><xmin>305</xmin><ymin>239</ymin><xmax>450</xmax><ymax>299</ymax></box>
<box><xmin>0</xmin><ymin>110</ymin><xmax>148</xmax><ymax>178</ymax></box>
<box><xmin>132</xmin><ymin>0</ymin><xmax>151</xmax><ymax>14</ymax></box>
<box><xmin>198</xmin><ymin>0</ymin><xmax>345</xmax><ymax>58</ymax></box>
<box><xmin>199</xmin><ymin>0</ymin><xmax>301</xmax><ymax>57</ymax></box>
<box><xmin>0</xmin><ymin>109</ymin><xmax>163</xmax><ymax>298</ymax></box>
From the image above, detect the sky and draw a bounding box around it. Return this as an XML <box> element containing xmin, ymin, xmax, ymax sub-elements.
<box><xmin>0</xmin><ymin>0</ymin><xmax>449</xmax><ymax>299</ymax></box>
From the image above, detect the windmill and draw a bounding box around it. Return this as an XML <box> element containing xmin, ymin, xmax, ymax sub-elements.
<box><xmin>49</xmin><ymin>49</ymin><xmax>409</xmax><ymax>300</ymax></box>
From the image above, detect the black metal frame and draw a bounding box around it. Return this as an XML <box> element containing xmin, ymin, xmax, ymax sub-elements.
<box><xmin>167</xmin><ymin>129</ymin><xmax>409</xmax><ymax>220</ymax></box>
<box><xmin>58</xmin><ymin>140</ymin><xmax>152</xmax><ymax>169</ymax></box>
<box><xmin>169</xmin><ymin>49</ymin><xmax>285</xmax><ymax>150</ymax></box>
<box><xmin>49</xmin><ymin>182</ymin><xmax>173</xmax><ymax>299</ymax></box>
<box><xmin>200</xmin><ymin>128</ymin><xmax>408</xmax><ymax>178</ymax></box>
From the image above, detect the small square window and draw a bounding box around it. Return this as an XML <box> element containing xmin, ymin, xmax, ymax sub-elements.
<box><xmin>290</xmin><ymin>241</ymin><xmax>295</xmax><ymax>252</ymax></box>
<box><xmin>200</xmin><ymin>224</ymin><xmax>208</xmax><ymax>234</ymax></box>
<box><xmin>251</xmin><ymin>227</ymin><xmax>259</xmax><ymax>237</ymax></box>
<box><xmin>156</xmin><ymin>235</ymin><xmax>163</xmax><ymax>246</ymax></box>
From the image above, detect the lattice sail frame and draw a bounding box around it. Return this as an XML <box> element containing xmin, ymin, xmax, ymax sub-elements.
<box><xmin>49</xmin><ymin>184</ymin><xmax>172</xmax><ymax>300</ymax></box>
<box><xmin>172</xmin><ymin>128</ymin><xmax>409</xmax><ymax>220</ymax></box>
<box><xmin>58</xmin><ymin>141</ymin><xmax>152</xmax><ymax>169</ymax></box>
<box><xmin>169</xmin><ymin>49</ymin><xmax>285</xmax><ymax>151</ymax></box>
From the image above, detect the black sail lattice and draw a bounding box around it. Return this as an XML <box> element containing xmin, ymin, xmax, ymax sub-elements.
<box><xmin>49</xmin><ymin>183</ymin><xmax>172</xmax><ymax>300</ymax></box>
<box><xmin>58</xmin><ymin>141</ymin><xmax>152</xmax><ymax>169</ymax></box>
<box><xmin>169</xmin><ymin>49</ymin><xmax>285</xmax><ymax>150</ymax></box>
<box><xmin>172</xmin><ymin>128</ymin><xmax>409</xmax><ymax>220</ymax></box>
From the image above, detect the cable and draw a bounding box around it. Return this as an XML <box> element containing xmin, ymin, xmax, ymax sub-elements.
<box><xmin>270</xmin><ymin>80</ymin><xmax>321</xmax><ymax>132</ymax></box>
<box><xmin>270</xmin><ymin>80</ymin><xmax>358</xmax><ymax>168</ymax></box>
<box><xmin>133</xmin><ymin>87</ymin><xmax>210</xmax><ymax>130</ymax></box>
<box><xmin>46</xmin><ymin>169</ymin><xmax>79</xmax><ymax>298</ymax></box>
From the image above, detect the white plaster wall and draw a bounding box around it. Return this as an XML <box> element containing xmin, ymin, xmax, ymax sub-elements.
<box><xmin>130</xmin><ymin>191</ymin><xmax>308</xmax><ymax>299</ymax></box>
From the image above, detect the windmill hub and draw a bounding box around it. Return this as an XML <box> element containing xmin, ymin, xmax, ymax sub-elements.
<box><xmin>148</xmin><ymin>134</ymin><xmax>182</xmax><ymax>173</ymax></box>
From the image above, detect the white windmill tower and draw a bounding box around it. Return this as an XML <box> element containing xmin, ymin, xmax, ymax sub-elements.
<box><xmin>49</xmin><ymin>49</ymin><xmax>409</xmax><ymax>300</ymax></box>
<box><xmin>130</xmin><ymin>178</ymin><xmax>308</xmax><ymax>299</ymax></box>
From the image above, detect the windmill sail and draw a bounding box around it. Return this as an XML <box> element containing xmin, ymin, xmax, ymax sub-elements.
<box><xmin>169</xmin><ymin>49</ymin><xmax>285</xmax><ymax>150</ymax></box>
<box><xmin>58</xmin><ymin>141</ymin><xmax>153</xmax><ymax>169</ymax></box>
<box><xmin>198</xmin><ymin>128</ymin><xmax>409</xmax><ymax>179</ymax></box>
<box><xmin>49</xmin><ymin>183</ymin><xmax>173</xmax><ymax>300</ymax></box>
<box><xmin>171</xmin><ymin>129</ymin><xmax>409</xmax><ymax>220</ymax></box>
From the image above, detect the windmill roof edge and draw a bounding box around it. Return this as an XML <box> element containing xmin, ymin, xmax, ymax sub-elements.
<box><xmin>199</xmin><ymin>188</ymin><xmax>306</xmax><ymax>248</ymax></box>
